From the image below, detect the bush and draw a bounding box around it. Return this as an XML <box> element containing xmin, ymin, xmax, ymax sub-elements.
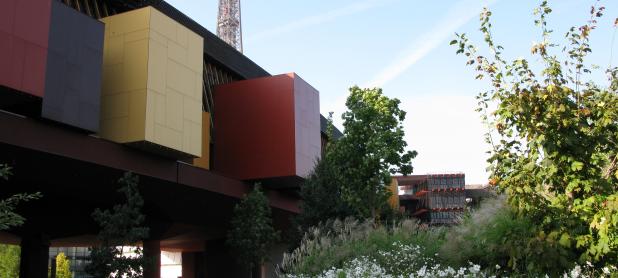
<box><xmin>280</xmin><ymin>210</ymin><xmax>618</xmax><ymax>277</ymax></box>
<box><xmin>226</xmin><ymin>184</ymin><xmax>280</xmax><ymax>272</ymax></box>
<box><xmin>0</xmin><ymin>244</ymin><xmax>19</xmax><ymax>278</ymax></box>
<box><xmin>278</xmin><ymin>218</ymin><xmax>445</xmax><ymax>277</ymax></box>
<box><xmin>441</xmin><ymin>195</ymin><xmax>578</xmax><ymax>276</ymax></box>
<box><xmin>452</xmin><ymin>0</ymin><xmax>618</xmax><ymax>270</ymax></box>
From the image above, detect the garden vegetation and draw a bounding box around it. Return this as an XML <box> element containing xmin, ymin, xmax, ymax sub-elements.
<box><xmin>282</xmin><ymin>1</ymin><xmax>618</xmax><ymax>277</ymax></box>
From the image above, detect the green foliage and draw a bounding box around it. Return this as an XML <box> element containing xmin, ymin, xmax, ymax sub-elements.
<box><xmin>294</xmin><ymin>153</ymin><xmax>354</xmax><ymax>241</ymax></box>
<box><xmin>53</xmin><ymin>252</ymin><xmax>73</xmax><ymax>278</ymax></box>
<box><xmin>278</xmin><ymin>219</ymin><xmax>444</xmax><ymax>277</ymax></box>
<box><xmin>226</xmin><ymin>184</ymin><xmax>280</xmax><ymax>270</ymax></box>
<box><xmin>453</xmin><ymin>0</ymin><xmax>618</xmax><ymax>272</ymax></box>
<box><xmin>0</xmin><ymin>164</ymin><xmax>41</xmax><ymax>230</ymax></box>
<box><xmin>0</xmin><ymin>244</ymin><xmax>20</xmax><ymax>278</ymax></box>
<box><xmin>294</xmin><ymin>114</ymin><xmax>354</xmax><ymax>244</ymax></box>
<box><xmin>86</xmin><ymin>172</ymin><xmax>149</xmax><ymax>278</ymax></box>
<box><xmin>330</xmin><ymin>87</ymin><xmax>417</xmax><ymax>220</ymax></box>
<box><xmin>440</xmin><ymin>196</ymin><xmax>568</xmax><ymax>276</ymax></box>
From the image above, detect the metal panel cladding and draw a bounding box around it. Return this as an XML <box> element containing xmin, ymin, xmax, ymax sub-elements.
<box><xmin>99</xmin><ymin>7</ymin><xmax>204</xmax><ymax>158</ymax></box>
<box><xmin>213</xmin><ymin>73</ymin><xmax>321</xmax><ymax>181</ymax></box>
<box><xmin>41</xmin><ymin>1</ymin><xmax>104</xmax><ymax>132</ymax></box>
<box><xmin>0</xmin><ymin>0</ymin><xmax>52</xmax><ymax>97</ymax></box>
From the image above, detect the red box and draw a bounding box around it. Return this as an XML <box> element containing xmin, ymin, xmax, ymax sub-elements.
<box><xmin>213</xmin><ymin>73</ymin><xmax>321</xmax><ymax>183</ymax></box>
<box><xmin>0</xmin><ymin>0</ymin><xmax>52</xmax><ymax>97</ymax></box>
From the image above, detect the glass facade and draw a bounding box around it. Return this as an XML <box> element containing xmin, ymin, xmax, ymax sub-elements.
<box><xmin>49</xmin><ymin>247</ymin><xmax>92</xmax><ymax>278</ymax></box>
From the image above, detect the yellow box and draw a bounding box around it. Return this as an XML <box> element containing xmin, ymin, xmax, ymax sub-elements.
<box><xmin>99</xmin><ymin>7</ymin><xmax>203</xmax><ymax>158</ymax></box>
<box><xmin>192</xmin><ymin>112</ymin><xmax>211</xmax><ymax>170</ymax></box>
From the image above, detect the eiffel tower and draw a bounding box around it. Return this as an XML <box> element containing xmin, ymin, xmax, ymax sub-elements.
<box><xmin>217</xmin><ymin>0</ymin><xmax>242</xmax><ymax>53</ymax></box>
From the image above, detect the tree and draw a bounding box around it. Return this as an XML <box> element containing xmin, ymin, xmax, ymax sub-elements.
<box><xmin>86</xmin><ymin>172</ymin><xmax>149</xmax><ymax>278</ymax></box>
<box><xmin>0</xmin><ymin>244</ymin><xmax>19</xmax><ymax>278</ymax></box>
<box><xmin>294</xmin><ymin>115</ymin><xmax>354</xmax><ymax>241</ymax></box>
<box><xmin>0</xmin><ymin>164</ymin><xmax>41</xmax><ymax>230</ymax></box>
<box><xmin>53</xmin><ymin>252</ymin><xmax>73</xmax><ymax>278</ymax></box>
<box><xmin>453</xmin><ymin>0</ymin><xmax>618</xmax><ymax>272</ymax></box>
<box><xmin>331</xmin><ymin>87</ymin><xmax>417</xmax><ymax>220</ymax></box>
<box><xmin>226</xmin><ymin>184</ymin><xmax>280</xmax><ymax>277</ymax></box>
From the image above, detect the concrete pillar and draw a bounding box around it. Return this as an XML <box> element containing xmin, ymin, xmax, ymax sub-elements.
<box><xmin>182</xmin><ymin>252</ymin><xmax>196</xmax><ymax>278</ymax></box>
<box><xmin>19</xmin><ymin>234</ymin><xmax>50</xmax><ymax>278</ymax></box>
<box><xmin>204</xmin><ymin>239</ymin><xmax>248</xmax><ymax>278</ymax></box>
<box><xmin>143</xmin><ymin>240</ymin><xmax>161</xmax><ymax>278</ymax></box>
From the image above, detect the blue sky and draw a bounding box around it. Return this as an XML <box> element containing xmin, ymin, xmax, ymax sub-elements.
<box><xmin>167</xmin><ymin>0</ymin><xmax>618</xmax><ymax>184</ymax></box>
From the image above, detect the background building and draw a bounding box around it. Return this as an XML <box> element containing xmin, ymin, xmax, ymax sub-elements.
<box><xmin>395</xmin><ymin>173</ymin><xmax>466</xmax><ymax>224</ymax></box>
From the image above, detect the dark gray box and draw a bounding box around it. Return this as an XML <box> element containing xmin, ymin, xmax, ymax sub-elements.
<box><xmin>42</xmin><ymin>1</ymin><xmax>104</xmax><ymax>132</ymax></box>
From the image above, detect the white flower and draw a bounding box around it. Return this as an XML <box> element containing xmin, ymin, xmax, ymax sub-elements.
<box><xmin>469</xmin><ymin>264</ymin><xmax>481</xmax><ymax>274</ymax></box>
<box><xmin>495</xmin><ymin>264</ymin><xmax>501</xmax><ymax>270</ymax></box>
<box><xmin>586</xmin><ymin>261</ymin><xmax>593</xmax><ymax>267</ymax></box>
<box><xmin>570</xmin><ymin>265</ymin><xmax>582</xmax><ymax>278</ymax></box>
<box><xmin>603</xmin><ymin>267</ymin><xmax>610</xmax><ymax>274</ymax></box>
<box><xmin>416</xmin><ymin>265</ymin><xmax>427</xmax><ymax>277</ymax></box>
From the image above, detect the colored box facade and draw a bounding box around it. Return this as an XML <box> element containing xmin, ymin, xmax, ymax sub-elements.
<box><xmin>0</xmin><ymin>0</ymin><xmax>52</xmax><ymax>97</ymax></box>
<box><xmin>0</xmin><ymin>0</ymin><xmax>104</xmax><ymax>132</ymax></box>
<box><xmin>99</xmin><ymin>7</ymin><xmax>203</xmax><ymax>157</ymax></box>
<box><xmin>192</xmin><ymin>112</ymin><xmax>211</xmax><ymax>170</ymax></box>
<box><xmin>41</xmin><ymin>1</ymin><xmax>104</xmax><ymax>132</ymax></box>
<box><xmin>213</xmin><ymin>73</ymin><xmax>321</xmax><ymax>180</ymax></box>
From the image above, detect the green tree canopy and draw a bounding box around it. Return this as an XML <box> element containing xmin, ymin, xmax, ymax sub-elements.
<box><xmin>453</xmin><ymin>0</ymin><xmax>618</xmax><ymax>272</ymax></box>
<box><xmin>294</xmin><ymin>115</ymin><xmax>354</xmax><ymax>239</ymax></box>
<box><xmin>0</xmin><ymin>164</ymin><xmax>41</xmax><ymax>231</ymax></box>
<box><xmin>86</xmin><ymin>172</ymin><xmax>149</xmax><ymax>278</ymax></box>
<box><xmin>226</xmin><ymin>184</ymin><xmax>280</xmax><ymax>273</ymax></box>
<box><xmin>332</xmin><ymin>87</ymin><xmax>417</xmax><ymax>220</ymax></box>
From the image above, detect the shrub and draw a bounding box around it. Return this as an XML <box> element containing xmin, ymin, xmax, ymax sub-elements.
<box><xmin>226</xmin><ymin>184</ymin><xmax>280</xmax><ymax>272</ymax></box>
<box><xmin>452</xmin><ymin>0</ymin><xmax>618</xmax><ymax>271</ymax></box>
<box><xmin>441</xmin><ymin>195</ymin><xmax>577</xmax><ymax>275</ymax></box>
<box><xmin>278</xmin><ymin>218</ymin><xmax>444</xmax><ymax>277</ymax></box>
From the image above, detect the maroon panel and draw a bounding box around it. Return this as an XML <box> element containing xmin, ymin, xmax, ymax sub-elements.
<box><xmin>0</xmin><ymin>0</ymin><xmax>51</xmax><ymax>97</ymax></box>
<box><xmin>213</xmin><ymin>74</ymin><xmax>297</xmax><ymax>180</ymax></box>
<box><xmin>21</xmin><ymin>43</ymin><xmax>48</xmax><ymax>96</ymax></box>
<box><xmin>0</xmin><ymin>0</ymin><xmax>16</xmax><ymax>34</ymax></box>
<box><xmin>292</xmin><ymin>73</ymin><xmax>321</xmax><ymax>178</ymax></box>
<box><xmin>14</xmin><ymin>0</ymin><xmax>52</xmax><ymax>47</ymax></box>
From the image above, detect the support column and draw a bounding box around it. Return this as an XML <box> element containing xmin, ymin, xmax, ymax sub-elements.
<box><xmin>204</xmin><ymin>239</ymin><xmax>248</xmax><ymax>278</ymax></box>
<box><xmin>182</xmin><ymin>252</ymin><xmax>196</xmax><ymax>278</ymax></box>
<box><xmin>19</xmin><ymin>234</ymin><xmax>50</xmax><ymax>278</ymax></box>
<box><xmin>143</xmin><ymin>240</ymin><xmax>161</xmax><ymax>278</ymax></box>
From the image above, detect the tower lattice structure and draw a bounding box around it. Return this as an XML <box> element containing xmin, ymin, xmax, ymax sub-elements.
<box><xmin>217</xmin><ymin>0</ymin><xmax>242</xmax><ymax>53</ymax></box>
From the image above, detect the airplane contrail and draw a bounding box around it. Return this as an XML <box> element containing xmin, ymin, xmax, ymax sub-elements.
<box><xmin>365</xmin><ymin>0</ymin><xmax>498</xmax><ymax>88</ymax></box>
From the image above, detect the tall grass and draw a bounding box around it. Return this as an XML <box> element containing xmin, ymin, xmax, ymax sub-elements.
<box><xmin>440</xmin><ymin>195</ymin><xmax>535</xmax><ymax>269</ymax></box>
<box><xmin>440</xmin><ymin>195</ymin><xmax>581</xmax><ymax>276</ymax></box>
<box><xmin>278</xmin><ymin>218</ymin><xmax>445</xmax><ymax>276</ymax></box>
<box><xmin>279</xmin><ymin>196</ymin><xmax>618</xmax><ymax>277</ymax></box>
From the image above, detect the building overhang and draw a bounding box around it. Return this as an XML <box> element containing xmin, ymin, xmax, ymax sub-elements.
<box><xmin>0</xmin><ymin>110</ymin><xmax>299</xmax><ymax>213</ymax></box>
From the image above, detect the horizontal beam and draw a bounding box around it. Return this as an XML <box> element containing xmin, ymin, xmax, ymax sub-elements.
<box><xmin>0</xmin><ymin>110</ymin><xmax>299</xmax><ymax>213</ymax></box>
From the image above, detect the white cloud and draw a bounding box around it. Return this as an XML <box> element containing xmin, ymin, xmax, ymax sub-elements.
<box><xmin>246</xmin><ymin>0</ymin><xmax>398</xmax><ymax>42</ymax></box>
<box><xmin>365</xmin><ymin>0</ymin><xmax>498</xmax><ymax>88</ymax></box>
